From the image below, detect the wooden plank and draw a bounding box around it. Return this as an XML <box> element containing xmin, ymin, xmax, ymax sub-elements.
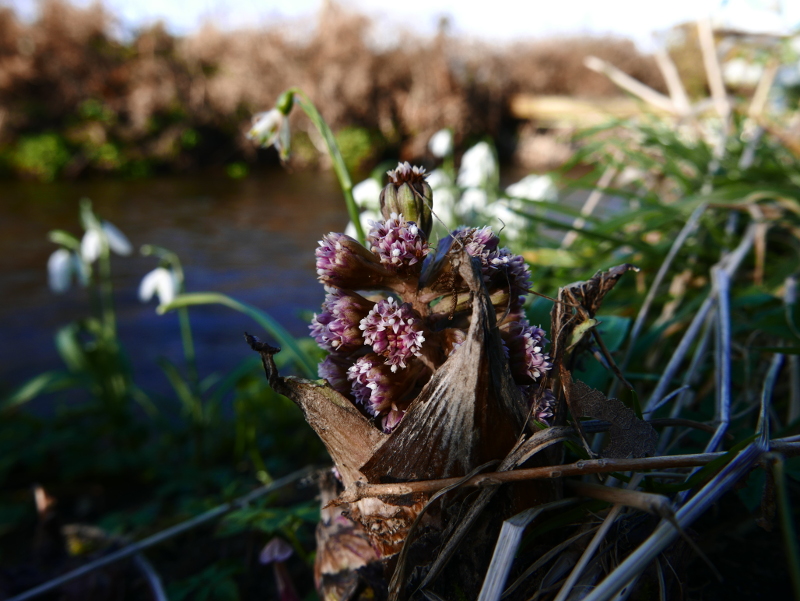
<box><xmin>509</xmin><ymin>94</ymin><xmax>670</xmax><ymax>126</ymax></box>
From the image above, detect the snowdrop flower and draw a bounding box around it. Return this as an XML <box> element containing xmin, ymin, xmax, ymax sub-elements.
<box><xmin>352</xmin><ymin>178</ymin><xmax>382</xmax><ymax>211</ymax></box>
<box><xmin>428</xmin><ymin>129</ymin><xmax>453</xmax><ymax>158</ymax></box>
<box><xmin>103</xmin><ymin>221</ymin><xmax>133</xmax><ymax>255</ymax></box>
<box><xmin>139</xmin><ymin>267</ymin><xmax>178</xmax><ymax>306</ymax></box>
<box><xmin>457</xmin><ymin>142</ymin><xmax>496</xmax><ymax>188</ymax></box>
<box><xmin>457</xmin><ymin>188</ymin><xmax>489</xmax><ymax>220</ymax></box>
<box><xmin>47</xmin><ymin>248</ymin><xmax>87</xmax><ymax>293</ymax></box>
<box><xmin>248</xmin><ymin>109</ymin><xmax>291</xmax><ymax>160</ymax></box>
<box><xmin>80</xmin><ymin>221</ymin><xmax>132</xmax><ymax>263</ymax></box>
<box><xmin>505</xmin><ymin>174</ymin><xmax>557</xmax><ymax>202</ymax></box>
<box><xmin>425</xmin><ymin>168</ymin><xmax>456</xmax><ymax>227</ymax></box>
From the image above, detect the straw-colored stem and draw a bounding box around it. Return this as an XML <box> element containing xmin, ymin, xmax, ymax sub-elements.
<box><xmin>612</xmin><ymin>202</ymin><xmax>707</xmax><ymax>399</ymax></box>
<box><xmin>654</xmin><ymin>48</ymin><xmax>690</xmax><ymax>116</ymax></box>
<box><xmin>561</xmin><ymin>166</ymin><xmax>616</xmax><ymax>249</ymax></box>
<box><xmin>583</xmin><ymin>56</ymin><xmax>676</xmax><ymax>115</ymax></box>
<box><xmin>697</xmin><ymin>19</ymin><xmax>729</xmax><ymax>121</ymax></box>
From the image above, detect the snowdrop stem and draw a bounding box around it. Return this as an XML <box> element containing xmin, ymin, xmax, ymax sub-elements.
<box><xmin>287</xmin><ymin>88</ymin><xmax>364</xmax><ymax>244</ymax></box>
<box><xmin>165</xmin><ymin>255</ymin><xmax>198</xmax><ymax>392</ymax></box>
<box><xmin>98</xmin><ymin>235</ymin><xmax>117</xmax><ymax>341</ymax></box>
<box><xmin>141</xmin><ymin>245</ymin><xmax>199</xmax><ymax>392</ymax></box>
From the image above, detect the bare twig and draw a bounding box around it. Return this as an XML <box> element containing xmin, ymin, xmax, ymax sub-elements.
<box><xmin>567</xmin><ymin>481</ymin><xmax>672</xmax><ymax>517</ymax></box>
<box><xmin>561</xmin><ymin>166</ymin><xmax>617</xmax><ymax>249</ymax></box>
<box><xmin>583</xmin><ymin>56</ymin><xmax>676</xmax><ymax>115</ymax></box>
<box><xmin>654</xmin><ymin>48</ymin><xmax>691</xmax><ymax>116</ymax></box>
<box><xmin>335</xmin><ymin>442</ymin><xmax>800</xmax><ymax>502</ymax></box>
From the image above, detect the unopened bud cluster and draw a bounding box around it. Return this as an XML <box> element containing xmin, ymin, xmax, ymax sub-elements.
<box><xmin>311</xmin><ymin>163</ymin><xmax>553</xmax><ymax>433</ymax></box>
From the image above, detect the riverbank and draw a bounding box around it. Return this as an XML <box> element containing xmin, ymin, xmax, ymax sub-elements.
<box><xmin>0</xmin><ymin>1</ymin><xmax>668</xmax><ymax>181</ymax></box>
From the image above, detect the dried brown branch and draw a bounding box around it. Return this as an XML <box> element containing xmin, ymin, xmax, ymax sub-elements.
<box><xmin>566</xmin><ymin>481</ymin><xmax>673</xmax><ymax>517</ymax></box>
<box><xmin>335</xmin><ymin>442</ymin><xmax>800</xmax><ymax>502</ymax></box>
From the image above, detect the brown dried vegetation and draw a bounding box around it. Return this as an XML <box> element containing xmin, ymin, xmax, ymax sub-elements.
<box><xmin>0</xmin><ymin>1</ymin><xmax>666</xmax><ymax>178</ymax></box>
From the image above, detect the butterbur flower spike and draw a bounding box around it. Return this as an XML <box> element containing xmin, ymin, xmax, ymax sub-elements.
<box><xmin>315</xmin><ymin>232</ymin><xmax>394</xmax><ymax>289</ymax></box>
<box><xmin>309</xmin><ymin>290</ymin><xmax>373</xmax><ymax>351</ymax></box>
<box><xmin>249</xmin><ymin>163</ymin><xmax>563</xmax><ymax>595</ymax></box>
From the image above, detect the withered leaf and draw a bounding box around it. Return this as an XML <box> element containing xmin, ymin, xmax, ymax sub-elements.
<box><xmin>574</xmin><ymin>263</ymin><xmax>639</xmax><ymax>317</ymax></box>
<box><xmin>569</xmin><ymin>377</ymin><xmax>657</xmax><ymax>459</ymax></box>
<box><xmin>246</xmin><ymin>333</ymin><xmax>386</xmax><ymax>487</ymax></box>
<box><xmin>360</xmin><ymin>250</ymin><xmax>528</xmax><ymax>483</ymax></box>
<box><xmin>551</xmin><ymin>264</ymin><xmax>638</xmax><ymax>366</ymax></box>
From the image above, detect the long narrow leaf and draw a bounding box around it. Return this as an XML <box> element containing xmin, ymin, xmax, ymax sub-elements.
<box><xmin>1</xmin><ymin>370</ymin><xmax>82</xmax><ymax>412</ymax></box>
<box><xmin>158</xmin><ymin>292</ymin><xmax>317</xmax><ymax>378</ymax></box>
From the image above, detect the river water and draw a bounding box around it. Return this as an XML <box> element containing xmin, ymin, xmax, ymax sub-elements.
<box><xmin>0</xmin><ymin>170</ymin><xmax>348</xmax><ymax>401</ymax></box>
<box><xmin>1</xmin><ymin>167</ymin><xmax>603</xmax><ymax>406</ymax></box>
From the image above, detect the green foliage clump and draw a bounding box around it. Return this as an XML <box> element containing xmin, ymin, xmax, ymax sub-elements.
<box><xmin>11</xmin><ymin>133</ymin><xmax>72</xmax><ymax>181</ymax></box>
<box><xmin>335</xmin><ymin>126</ymin><xmax>380</xmax><ymax>175</ymax></box>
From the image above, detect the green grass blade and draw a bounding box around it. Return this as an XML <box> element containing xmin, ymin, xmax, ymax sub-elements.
<box><xmin>158</xmin><ymin>292</ymin><xmax>317</xmax><ymax>378</ymax></box>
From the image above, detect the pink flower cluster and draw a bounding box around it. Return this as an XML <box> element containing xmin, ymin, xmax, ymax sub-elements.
<box><xmin>310</xmin><ymin>166</ymin><xmax>554</xmax><ymax>432</ymax></box>
<box><xmin>367</xmin><ymin>213</ymin><xmax>429</xmax><ymax>271</ymax></box>
<box><xmin>360</xmin><ymin>298</ymin><xmax>425</xmax><ymax>372</ymax></box>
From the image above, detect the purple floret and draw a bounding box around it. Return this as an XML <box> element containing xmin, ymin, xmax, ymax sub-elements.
<box><xmin>367</xmin><ymin>213</ymin><xmax>429</xmax><ymax>272</ymax></box>
<box><xmin>347</xmin><ymin>354</ymin><xmax>394</xmax><ymax>416</ymax></box>
<box><xmin>505</xmin><ymin>321</ymin><xmax>552</xmax><ymax>384</ymax></box>
<box><xmin>310</xmin><ymin>290</ymin><xmax>373</xmax><ymax>352</ymax></box>
<box><xmin>360</xmin><ymin>298</ymin><xmax>425</xmax><ymax>372</ymax></box>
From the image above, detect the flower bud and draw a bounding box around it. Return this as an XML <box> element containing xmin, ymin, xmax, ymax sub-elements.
<box><xmin>367</xmin><ymin>213</ymin><xmax>429</xmax><ymax>275</ymax></box>
<box><xmin>380</xmin><ymin>162</ymin><xmax>433</xmax><ymax>238</ymax></box>
<box><xmin>315</xmin><ymin>232</ymin><xmax>396</xmax><ymax>290</ymax></box>
<box><xmin>347</xmin><ymin>353</ymin><xmax>420</xmax><ymax>417</ymax></box>
<box><xmin>310</xmin><ymin>290</ymin><xmax>374</xmax><ymax>352</ymax></box>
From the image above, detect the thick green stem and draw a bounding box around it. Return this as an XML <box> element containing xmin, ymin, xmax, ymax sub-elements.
<box><xmin>289</xmin><ymin>88</ymin><xmax>365</xmax><ymax>244</ymax></box>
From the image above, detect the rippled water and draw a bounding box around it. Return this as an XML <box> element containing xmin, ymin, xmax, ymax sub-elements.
<box><xmin>0</xmin><ymin>170</ymin><xmax>348</xmax><ymax>398</ymax></box>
